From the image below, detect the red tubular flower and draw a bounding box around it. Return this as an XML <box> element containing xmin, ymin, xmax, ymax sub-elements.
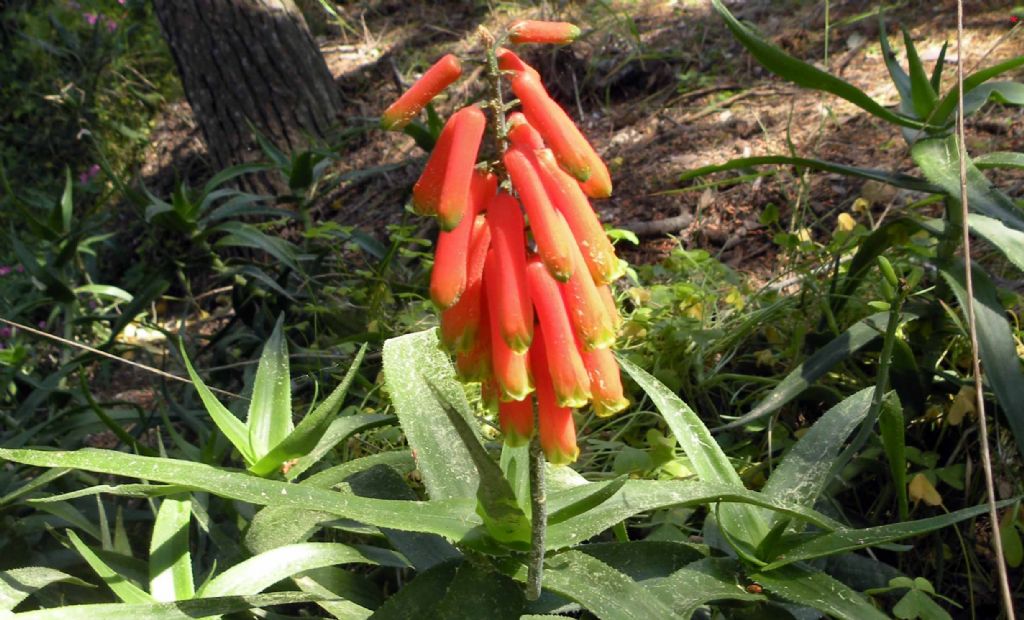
<box><xmin>430</xmin><ymin>171</ymin><xmax>496</xmax><ymax>309</ymax></box>
<box><xmin>510</xmin><ymin>71</ymin><xmax>602</xmax><ymax>184</ymax></box>
<box><xmin>381</xmin><ymin>54</ymin><xmax>462</xmax><ymax>130</ymax></box>
<box><xmin>578</xmin><ymin>158</ymin><xmax>613</xmax><ymax>199</ymax></box>
<box><xmin>496</xmin><ymin>48</ymin><xmax>541</xmax><ymax>81</ymax></box>
<box><xmin>526</xmin><ymin>259</ymin><xmax>591</xmax><ymax>408</ymax></box>
<box><xmin>504</xmin><ymin>148</ymin><xmax>575</xmax><ymax>281</ymax></box>
<box><xmin>530</xmin><ymin>325</ymin><xmax>580</xmax><ymax>464</ymax></box>
<box><xmin>486</xmin><ymin>193</ymin><xmax>533</xmax><ymax>352</ymax></box>
<box><xmin>597</xmin><ymin>284</ymin><xmax>622</xmax><ymax>331</ymax></box>
<box><xmin>508</xmin><ymin>20</ymin><xmax>581</xmax><ymax>45</ymax></box>
<box><xmin>480</xmin><ymin>379</ymin><xmax>500</xmax><ymax>412</ymax></box>
<box><xmin>533</xmin><ymin>149</ymin><xmax>623</xmax><ymax>284</ymax></box>
<box><xmin>437</xmin><ymin>105</ymin><xmax>487</xmax><ymax>231</ymax></box>
<box><xmin>440</xmin><ymin>215</ymin><xmax>492</xmax><ymax>350</ymax></box>
<box><xmin>411</xmin><ymin>115</ymin><xmax>457</xmax><ymax>216</ymax></box>
<box><xmin>507</xmin><ymin>113</ymin><xmax>545</xmax><ymax>151</ymax></box>
<box><xmin>498</xmin><ymin>395</ymin><xmax>534</xmax><ymax>446</ymax></box>
<box><xmin>455</xmin><ymin>288</ymin><xmax>492</xmax><ymax>382</ymax></box>
<box><xmin>560</xmin><ymin>240</ymin><xmax>616</xmax><ymax>351</ymax></box>
<box><xmin>485</xmin><ymin>250</ymin><xmax>534</xmax><ymax>401</ymax></box>
<box><xmin>579</xmin><ymin>345</ymin><xmax>629</xmax><ymax>418</ymax></box>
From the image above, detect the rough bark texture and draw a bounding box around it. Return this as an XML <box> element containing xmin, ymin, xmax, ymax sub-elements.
<box><xmin>153</xmin><ymin>0</ymin><xmax>342</xmax><ymax>194</ymax></box>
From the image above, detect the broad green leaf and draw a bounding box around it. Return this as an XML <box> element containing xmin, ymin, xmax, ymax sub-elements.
<box><xmin>751</xmin><ymin>564</ymin><xmax>887</xmax><ymax>620</ymax></box>
<box><xmin>710</xmin><ymin>0</ymin><xmax>925</xmax><ymax>129</ymax></box>
<box><xmin>200</xmin><ymin>542</ymin><xmax>396</xmax><ymax>598</ymax></box>
<box><xmin>148</xmin><ymin>496</ymin><xmax>194</xmax><ymax>602</ymax></box>
<box><xmin>0</xmin><ymin>469</ymin><xmax>69</xmax><ymax>507</ymax></box>
<box><xmin>646</xmin><ymin>558</ymin><xmax>764</xmax><ymax>617</ymax></box>
<box><xmin>940</xmin><ymin>263</ymin><xmax>1024</xmax><ymax>456</ymax></box>
<box><xmin>179</xmin><ymin>344</ymin><xmax>255</xmax><ymax>465</ymax></box>
<box><xmin>547</xmin><ymin>476</ymin><xmax>627</xmax><ymax>526</ymax></box>
<box><xmin>521</xmin><ymin>550</ymin><xmax>677</xmax><ymax>619</ymax></box>
<box><xmin>67</xmin><ymin>530</ymin><xmax>153</xmax><ymax>604</ymax></box>
<box><xmin>762</xmin><ymin>499</ymin><xmax>1016</xmax><ymax>569</ymax></box>
<box><xmin>878</xmin><ymin>18</ymin><xmax>912</xmax><ymax>108</ymax></box>
<box><xmin>966</xmin><ymin>213</ymin><xmax>1024</xmax><ymax>273</ymax></box>
<box><xmin>73</xmin><ymin>285</ymin><xmax>133</xmax><ymax>303</ymax></box>
<box><xmin>546</xmin><ymin>479</ymin><xmax>842</xmax><ymax>551</ymax></box>
<box><xmin>901</xmin><ymin>27</ymin><xmax>937</xmax><ymax>119</ymax></box>
<box><xmin>432</xmin><ymin>561</ymin><xmax>524</xmax><ymax>620</ymax></box>
<box><xmin>369</xmin><ymin>559</ymin><xmax>460</xmax><ymax>620</ymax></box>
<box><xmin>912</xmin><ymin>135</ymin><xmax>1024</xmax><ymax>232</ymax></box>
<box><xmin>618</xmin><ymin>357</ymin><xmax>770</xmax><ymax>546</ymax></box>
<box><xmin>577</xmin><ymin>541</ymin><xmax>706</xmax><ymax>581</ymax></box>
<box><xmin>500</xmin><ymin>443</ymin><xmax>531</xmax><ymax>515</ymax></box>
<box><xmin>676</xmin><ymin>155</ymin><xmax>939</xmax><ymax>193</ymax></box>
<box><xmin>248</xmin><ymin>343</ymin><xmax>365</xmax><ymax>476</ymax></box>
<box><xmin>381</xmin><ymin>329</ymin><xmax>479</xmax><ymax>500</ymax></box>
<box><xmin>718</xmin><ymin>313</ymin><xmax>913</xmax><ymax>431</ymax></box>
<box><xmin>929</xmin><ymin>42</ymin><xmax>948</xmax><ymax>93</ymax></box>
<box><xmin>246</xmin><ymin>315</ymin><xmax>293</xmax><ymax>459</ymax></box>
<box><xmin>974</xmin><ymin>151</ymin><xmax>1024</xmax><ymax>171</ymax></box>
<box><xmin>0</xmin><ymin>568</ymin><xmax>92</xmax><ymax>612</ymax></box>
<box><xmin>30</xmin><ymin>484</ymin><xmax>189</xmax><ymax>504</ymax></box>
<box><xmin>761</xmin><ymin>388</ymin><xmax>874</xmax><ymax>522</ymax></box>
<box><xmin>931</xmin><ymin>55</ymin><xmax>1024</xmax><ymax>124</ymax></box>
<box><xmin>0</xmin><ymin>448</ymin><xmax>482</xmax><ymax>542</ymax></box>
<box><xmin>282</xmin><ymin>412</ymin><xmax>394</xmax><ymax>481</ymax></box>
<box><xmin>9</xmin><ymin>591</ymin><xmax>328</xmax><ymax>620</ymax></box>
<box><xmin>963</xmin><ymin>81</ymin><xmax>1024</xmax><ymax>116</ymax></box>
<box><xmin>292</xmin><ymin>566</ymin><xmax>377</xmax><ymax>620</ymax></box>
<box><xmin>213</xmin><ymin>221</ymin><xmax>302</xmax><ymax>273</ymax></box>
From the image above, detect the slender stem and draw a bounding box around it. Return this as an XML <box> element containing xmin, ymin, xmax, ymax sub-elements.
<box><xmin>954</xmin><ymin>3</ymin><xmax>1015</xmax><ymax>617</ymax></box>
<box><xmin>526</xmin><ymin>430</ymin><xmax>547</xmax><ymax>601</ymax></box>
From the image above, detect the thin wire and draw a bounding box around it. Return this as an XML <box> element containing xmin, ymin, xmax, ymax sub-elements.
<box><xmin>954</xmin><ymin>4</ymin><xmax>1015</xmax><ymax>617</ymax></box>
<box><xmin>0</xmin><ymin>316</ymin><xmax>245</xmax><ymax>400</ymax></box>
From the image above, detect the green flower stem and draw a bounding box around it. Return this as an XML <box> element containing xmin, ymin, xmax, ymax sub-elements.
<box><xmin>526</xmin><ymin>432</ymin><xmax>547</xmax><ymax>601</ymax></box>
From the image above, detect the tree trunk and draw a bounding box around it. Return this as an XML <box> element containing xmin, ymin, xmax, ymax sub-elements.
<box><xmin>153</xmin><ymin>0</ymin><xmax>342</xmax><ymax>195</ymax></box>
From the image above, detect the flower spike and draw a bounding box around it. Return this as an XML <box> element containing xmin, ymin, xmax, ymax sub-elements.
<box><xmin>486</xmin><ymin>250</ymin><xmax>534</xmax><ymax>401</ymax></box>
<box><xmin>530</xmin><ymin>325</ymin><xmax>580</xmax><ymax>464</ymax></box>
<box><xmin>439</xmin><ymin>215</ymin><xmax>492</xmax><ymax>350</ymax></box>
<box><xmin>504</xmin><ymin>148</ymin><xmax>575</xmax><ymax>281</ymax></box>
<box><xmin>487</xmin><ymin>192</ymin><xmax>534</xmax><ymax>352</ymax></box>
<box><xmin>526</xmin><ymin>259</ymin><xmax>591</xmax><ymax>408</ymax></box>
<box><xmin>381</xmin><ymin>54</ymin><xmax>462</xmax><ymax>130</ymax></box>
<box><xmin>430</xmin><ymin>171</ymin><xmax>496</xmax><ymax>309</ymax></box>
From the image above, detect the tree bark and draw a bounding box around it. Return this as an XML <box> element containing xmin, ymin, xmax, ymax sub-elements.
<box><xmin>153</xmin><ymin>0</ymin><xmax>342</xmax><ymax>194</ymax></box>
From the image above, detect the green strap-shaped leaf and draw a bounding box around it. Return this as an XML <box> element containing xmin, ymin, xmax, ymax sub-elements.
<box><xmin>0</xmin><ymin>568</ymin><xmax>92</xmax><ymax>612</ymax></box>
<box><xmin>716</xmin><ymin>313</ymin><xmax>914</xmax><ymax>431</ymax></box>
<box><xmin>250</xmin><ymin>344</ymin><xmax>369</xmax><ymax>477</ymax></box>
<box><xmin>247</xmin><ymin>315</ymin><xmax>293</xmax><ymax>460</ymax></box>
<box><xmin>577</xmin><ymin>541</ymin><xmax>706</xmax><ymax>581</ymax></box>
<box><xmin>901</xmin><ymin>27</ymin><xmax>937</xmax><ymax>119</ymax></box>
<box><xmin>974</xmin><ymin>151</ymin><xmax>1024</xmax><ymax>171</ymax></box>
<box><xmin>618</xmin><ymin>357</ymin><xmax>769</xmax><ymax>546</ymax></box>
<box><xmin>646</xmin><ymin>558</ymin><xmax>764</xmax><ymax>617</ymax></box>
<box><xmin>212</xmin><ymin>221</ymin><xmax>302</xmax><ymax>273</ymax></box>
<box><xmin>931</xmin><ymin>55</ymin><xmax>1024</xmax><ymax>124</ymax></box>
<box><xmin>8</xmin><ymin>591</ymin><xmax>328</xmax><ymax>620</ymax></box>
<box><xmin>179</xmin><ymin>344</ymin><xmax>255</xmax><ymax>465</ymax></box>
<box><xmin>677</xmin><ymin>155</ymin><xmax>940</xmax><ymax>193</ymax></box>
<box><xmin>200</xmin><ymin>543</ymin><xmax>395</xmax><ymax>598</ymax></box>
<box><xmin>912</xmin><ymin>134</ymin><xmax>1024</xmax><ymax>232</ymax></box>
<box><xmin>751</xmin><ymin>564</ymin><xmax>887</xmax><ymax>620</ymax></box>
<box><xmin>381</xmin><ymin>329</ymin><xmax>480</xmax><ymax>501</ymax></box>
<box><xmin>963</xmin><ymin>81</ymin><xmax>1024</xmax><ymax>116</ymax></box>
<box><xmin>368</xmin><ymin>559</ymin><xmax>460</xmax><ymax>620</ymax></box>
<box><xmin>431</xmin><ymin>561</ymin><xmax>524</xmax><ymax>620</ymax></box>
<box><xmin>67</xmin><ymin>530</ymin><xmax>153</xmax><ymax>604</ymax></box>
<box><xmin>710</xmin><ymin>0</ymin><xmax>925</xmax><ymax>129</ymax></box>
<box><xmin>0</xmin><ymin>448</ymin><xmax>481</xmax><ymax>542</ymax></box>
<box><xmin>547</xmin><ymin>476</ymin><xmax>627</xmax><ymax>526</ymax></box>
<box><xmin>940</xmin><ymin>263</ymin><xmax>1024</xmax><ymax>457</ymax></box>
<box><xmin>283</xmin><ymin>413</ymin><xmax>395</xmax><ymax>481</ymax></box>
<box><xmin>966</xmin><ymin>214</ymin><xmax>1024</xmax><ymax>273</ymax></box>
<box><xmin>761</xmin><ymin>388</ymin><xmax>874</xmax><ymax>521</ymax></box>
<box><xmin>292</xmin><ymin>566</ymin><xmax>377</xmax><ymax>620</ymax></box>
<box><xmin>148</xmin><ymin>496</ymin><xmax>194</xmax><ymax>602</ymax></box>
<box><xmin>762</xmin><ymin>499</ymin><xmax>1016</xmax><ymax>570</ymax></box>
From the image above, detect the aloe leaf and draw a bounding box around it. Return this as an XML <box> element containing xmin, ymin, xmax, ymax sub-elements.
<box><xmin>940</xmin><ymin>263</ymin><xmax>1024</xmax><ymax>456</ymax></box>
<box><xmin>0</xmin><ymin>448</ymin><xmax>482</xmax><ymax>542</ymax></box>
<box><xmin>963</xmin><ymin>81</ymin><xmax>1024</xmax><ymax>116</ymax></box>
<box><xmin>246</xmin><ymin>315</ymin><xmax>293</xmax><ymax>460</ymax></box>
<box><xmin>291</xmin><ymin>567</ymin><xmax>377</xmax><ymax>620</ymax></box>
<box><xmin>8</xmin><ymin>592</ymin><xmax>328</xmax><ymax>620</ymax></box>
<box><xmin>762</xmin><ymin>499</ymin><xmax>1016</xmax><ymax>569</ymax></box>
<box><xmin>369</xmin><ymin>560</ymin><xmax>460</xmax><ymax>619</ymax></box>
<box><xmin>929</xmin><ymin>42</ymin><xmax>948</xmax><ymax>93</ymax></box>
<box><xmin>647</xmin><ymin>558</ymin><xmax>764</xmax><ymax>617</ymax></box>
<box><xmin>710</xmin><ymin>0</ymin><xmax>925</xmax><ymax>129</ymax></box>
<box><xmin>717</xmin><ymin>313</ymin><xmax>914</xmax><ymax>431</ymax></box>
<box><xmin>547</xmin><ymin>476</ymin><xmax>627</xmax><ymax>526</ymax></box>
<box><xmin>248</xmin><ymin>344</ymin><xmax>368</xmax><ymax>477</ymax></box>
<box><xmin>751</xmin><ymin>564</ymin><xmax>887</xmax><ymax>620</ymax></box>
<box><xmin>212</xmin><ymin>221</ymin><xmax>302</xmax><ymax>273</ymax></box>
<box><xmin>577</xmin><ymin>541</ymin><xmax>706</xmax><ymax>581</ymax></box>
<box><xmin>381</xmin><ymin>329</ymin><xmax>479</xmax><ymax>500</ymax></box>
<box><xmin>932</xmin><ymin>54</ymin><xmax>1024</xmax><ymax>122</ymax></box>
<box><xmin>878</xmin><ymin>18</ymin><xmax>912</xmax><ymax>108</ymax></box>
<box><xmin>67</xmin><ymin>530</ymin><xmax>153</xmax><ymax>604</ymax></box>
<box><xmin>179</xmin><ymin>346</ymin><xmax>255</xmax><ymax>465</ymax></box>
<box><xmin>148</xmin><ymin>496</ymin><xmax>194</xmax><ymax>602</ymax></box>
<box><xmin>901</xmin><ymin>27</ymin><xmax>938</xmax><ymax>119</ymax></box>
<box><xmin>879</xmin><ymin>393</ymin><xmax>909</xmax><ymax>520</ymax></box>
<box><xmin>202</xmin><ymin>162</ymin><xmax>275</xmax><ymax>197</ymax></box>
<box><xmin>974</xmin><ymin>151</ymin><xmax>1024</xmax><ymax>171</ymax></box>
<box><xmin>677</xmin><ymin>155</ymin><xmax>940</xmax><ymax>193</ymax></box>
<box><xmin>761</xmin><ymin>388</ymin><xmax>874</xmax><ymax>522</ymax></box>
<box><xmin>0</xmin><ymin>568</ymin><xmax>93</xmax><ymax>612</ymax></box>
<box><xmin>618</xmin><ymin>357</ymin><xmax>770</xmax><ymax>546</ymax></box>
<box><xmin>966</xmin><ymin>214</ymin><xmax>1024</xmax><ymax>273</ymax></box>
<box><xmin>282</xmin><ymin>413</ymin><xmax>395</xmax><ymax>481</ymax></box>
<box><xmin>200</xmin><ymin>542</ymin><xmax>396</xmax><ymax>598</ymax></box>
<box><xmin>432</xmin><ymin>561</ymin><xmax>524</xmax><ymax>620</ymax></box>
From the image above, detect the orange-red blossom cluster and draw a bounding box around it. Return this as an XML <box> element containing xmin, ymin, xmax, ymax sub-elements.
<box><xmin>382</xmin><ymin>23</ymin><xmax>628</xmax><ymax>464</ymax></box>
